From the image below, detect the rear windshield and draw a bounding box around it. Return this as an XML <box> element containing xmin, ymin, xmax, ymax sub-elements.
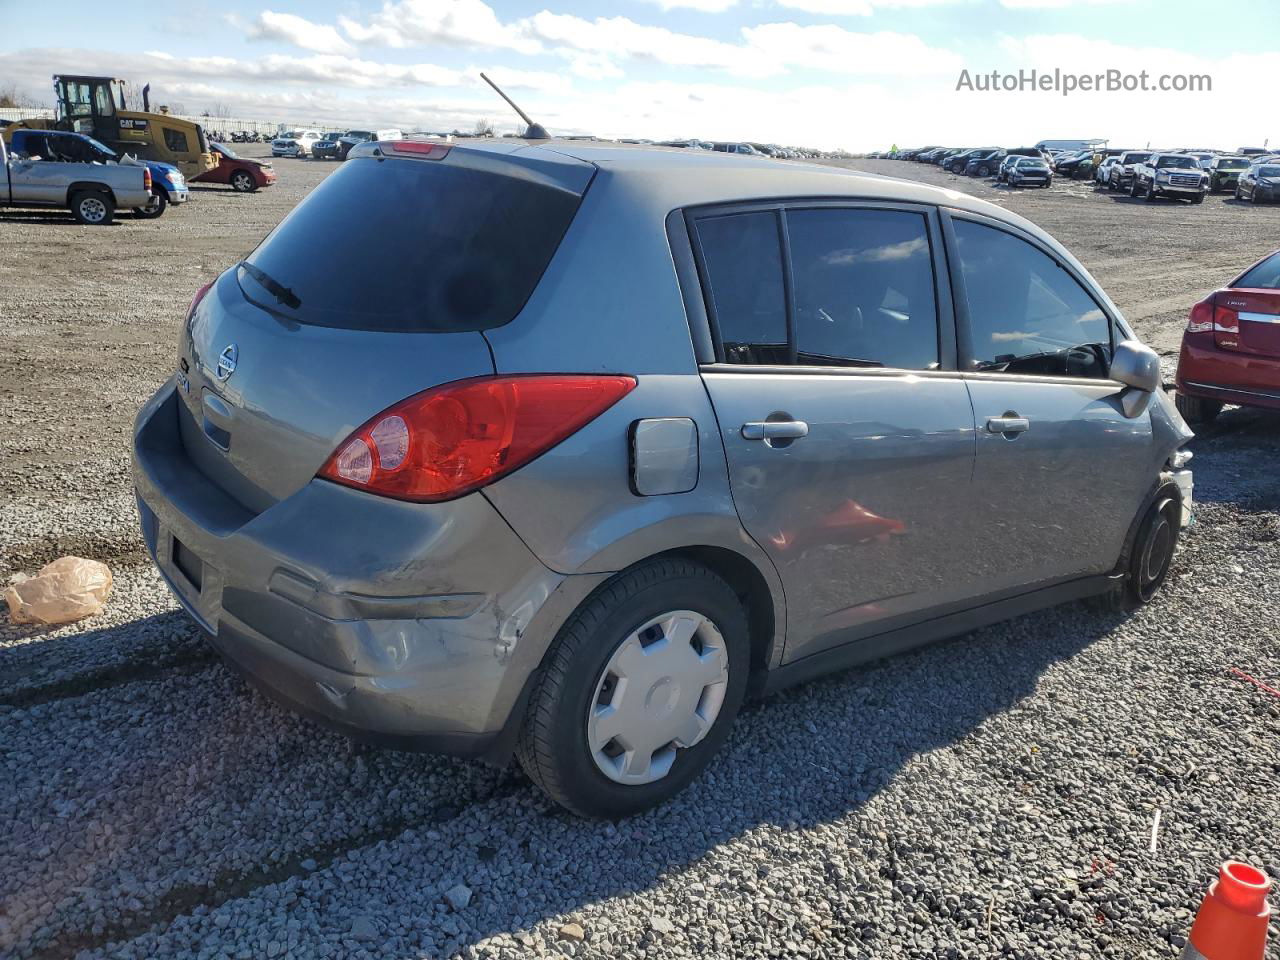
<box><xmin>1237</xmin><ymin>252</ymin><xmax>1280</xmax><ymax>290</ymax></box>
<box><xmin>238</xmin><ymin>154</ymin><xmax>586</xmax><ymax>332</ymax></box>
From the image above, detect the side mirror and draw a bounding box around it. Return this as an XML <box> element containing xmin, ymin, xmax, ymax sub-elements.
<box><xmin>1111</xmin><ymin>339</ymin><xmax>1161</xmax><ymax>418</ymax></box>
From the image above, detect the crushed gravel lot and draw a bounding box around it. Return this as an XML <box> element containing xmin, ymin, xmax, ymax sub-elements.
<box><xmin>2</xmin><ymin>149</ymin><xmax>1279</xmax><ymax>959</ymax></box>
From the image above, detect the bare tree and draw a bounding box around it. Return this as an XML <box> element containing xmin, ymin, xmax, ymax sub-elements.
<box><xmin>0</xmin><ymin>83</ymin><xmax>43</xmax><ymax>109</ymax></box>
<box><xmin>473</xmin><ymin>117</ymin><xmax>494</xmax><ymax>138</ymax></box>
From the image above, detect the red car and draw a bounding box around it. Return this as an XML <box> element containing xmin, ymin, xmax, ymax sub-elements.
<box><xmin>192</xmin><ymin>142</ymin><xmax>277</xmax><ymax>193</ymax></box>
<box><xmin>1176</xmin><ymin>248</ymin><xmax>1280</xmax><ymax>423</ymax></box>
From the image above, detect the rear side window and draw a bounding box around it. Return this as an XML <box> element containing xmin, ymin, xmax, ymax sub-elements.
<box><xmin>694</xmin><ymin>212</ymin><xmax>788</xmax><ymax>364</ymax></box>
<box><xmin>787</xmin><ymin>208</ymin><xmax>938</xmax><ymax>369</ymax></box>
<box><xmin>1237</xmin><ymin>251</ymin><xmax>1280</xmax><ymax>290</ymax></box>
<box><xmin>163</xmin><ymin>128</ymin><xmax>189</xmax><ymax>153</ymax></box>
<box><xmin>954</xmin><ymin>219</ymin><xmax>1111</xmax><ymax>378</ymax></box>
<box><xmin>238</xmin><ymin>155</ymin><xmax>586</xmax><ymax>332</ymax></box>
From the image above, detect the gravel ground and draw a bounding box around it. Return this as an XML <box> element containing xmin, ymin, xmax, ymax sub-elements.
<box><xmin>2</xmin><ymin>147</ymin><xmax>1279</xmax><ymax>960</ymax></box>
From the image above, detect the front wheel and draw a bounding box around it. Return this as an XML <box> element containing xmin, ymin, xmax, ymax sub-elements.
<box><xmin>70</xmin><ymin>190</ymin><xmax>115</xmax><ymax>225</ymax></box>
<box><xmin>516</xmin><ymin>559</ymin><xmax>749</xmax><ymax>818</ymax></box>
<box><xmin>132</xmin><ymin>188</ymin><xmax>167</xmax><ymax>219</ymax></box>
<box><xmin>1129</xmin><ymin>492</ymin><xmax>1181</xmax><ymax>604</ymax></box>
<box><xmin>230</xmin><ymin>170</ymin><xmax>256</xmax><ymax>192</ymax></box>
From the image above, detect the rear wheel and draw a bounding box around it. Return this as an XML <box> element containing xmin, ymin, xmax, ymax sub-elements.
<box><xmin>1175</xmin><ymin>391</ymin><xmax>1222</xmax><ymax>424</ymax></box>
<box><xmin>230</xmin><ymin>170</ymin><xmax>256</xmax><ymax>192</ymax></box>
<box><xmin>132</xmin><ymin>188</ymin><xmax>167</xmax><ymax>219</ymax></box>
<box><xmin>70</xmin><ymin>190</ymin><xmax>114</xmax><ymax>225</ymax></box>
<box><xmin>516</xmin><ymin>559</ymin><xmax>749</xmax><ymax>818</ymax></box>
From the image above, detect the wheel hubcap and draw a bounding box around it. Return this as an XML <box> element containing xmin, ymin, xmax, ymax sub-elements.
<box><xmin>587</xmin><ymin>610</ymin><xmax>729</xmax><ymax>785</ymax></box>
<box><xmin>81</xmin><ymin>198</ymin><xmax>105</xmax><ymax>222</ymax></box>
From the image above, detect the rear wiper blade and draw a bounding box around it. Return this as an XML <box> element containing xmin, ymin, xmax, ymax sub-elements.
<box><xmin>237</xmin><ymin>261</ymin><xmax>301</xmax><ymax>310</ymax></box>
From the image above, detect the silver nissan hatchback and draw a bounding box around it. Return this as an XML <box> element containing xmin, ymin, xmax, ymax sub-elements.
<box><xmin>134</xmin><ymin>138</ymin><xmax>1194</xmax><ymax>817</ymax></box>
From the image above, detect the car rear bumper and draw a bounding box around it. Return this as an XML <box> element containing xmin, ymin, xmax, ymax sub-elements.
<box><xmin>132</xmin><ymin>381</ymin><xmax>607</xmax><ymax>755</ymax></box>
<box><xmin>1177</xmin><ymin>337</ymin><xmax>1280</xmax><ymax>411</ymax></box>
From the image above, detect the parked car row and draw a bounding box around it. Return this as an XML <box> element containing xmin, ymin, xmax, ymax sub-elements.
<box><xmin>2</xmin><ymin>120</ymin><xmax>279</xmax><ymax>224</ymax></box>
<box><xmin>890</xmin><ymin>143</ymin><xmax>1280</xmax><ymax>205</ymax></box>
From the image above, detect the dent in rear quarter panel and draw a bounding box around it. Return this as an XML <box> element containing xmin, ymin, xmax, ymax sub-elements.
<box><xmin>481</xmin><ymin>168</ymin><xmax>787</xmax><ymax>666</ymax></box>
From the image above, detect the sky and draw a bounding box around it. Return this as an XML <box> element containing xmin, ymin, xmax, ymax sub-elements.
<box><xmin>2</xmin><ymin>0</ymin><xmax>1277</xmax><ymax>151</ymax></box>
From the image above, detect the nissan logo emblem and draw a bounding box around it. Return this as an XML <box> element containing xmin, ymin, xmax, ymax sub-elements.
<box><xmin>216</xmin><ymin>343</ymin><xmax>238</xmax><ymax>382</ymax></box>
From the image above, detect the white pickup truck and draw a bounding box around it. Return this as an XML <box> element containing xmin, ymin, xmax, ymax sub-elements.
<box><xmin>0</xmin><ymin>133</ymin><xmax>152</xmax><ymax>224</ymax></box>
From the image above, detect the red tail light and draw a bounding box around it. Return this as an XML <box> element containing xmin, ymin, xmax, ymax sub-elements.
<box><xmin>186</xmin><ymin>280</ymin><xmax>214</xmax><ymax>327</ymax></box>
<box><xmin>1186</xmin><ymin>295</ymin><xmax>1215</xmax><ymax>333</ymax></box>
<box><xmin>319</xmin><ymin>375</ymin><xmax>637</xmax><ymax>502</ymax></box>
<box><xmin>143</xmin><ymin>167</ymin><xmax>152</xmax><ymax>190</ymax></box>
<box><xmin>1212</xmin><ymin>301</ymin><xmax>1241</xmax><ymax>351</ymax></box>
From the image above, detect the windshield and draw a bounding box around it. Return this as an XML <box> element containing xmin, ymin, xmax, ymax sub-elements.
<box><xmin>1123</xmin><ymin>153</ymin><xmax>1151</xmax><ymax>164</ymax></box>
<box><xmin>215</xmin><ymin>142</ymin><xmax>239</xmax><ymax>159</ymax></box>
<box><xmin>82</xmin><ymin>136</ymin><xmax>116</xmax><ymax>158</ymax></box>
<box><xmin>346</xmin><ymin>131</ymin><xmax>372</xmax><ymax>139</ymax></box>
<box><xmin>1218</xmin><ymin>158</ymin><xmax>1247</xmax><ymax>170</ymax></box>
<box><xmin>238</xmin><ymin>155</ymin><xmax>587</xmax><ymax>332</ymax></box>
<box><xmin>1021</xmin><ymin>160</ymin><xmax>1048</xmax><ymax>169</ymax></box>
<box><xmin>1258</xmin><ymin>166</ymin><xmax>1280</xmax><ymax>177</ymax></box>
<box><xmin>1157</xmin><ymin>156</ymin><xmax>1197</xmax><ymax>169</ymax></box>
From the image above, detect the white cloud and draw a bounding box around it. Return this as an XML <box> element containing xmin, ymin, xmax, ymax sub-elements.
<box><xmin>245</xmin><ymin>11</ymin><xmax>353</xmax><ymax>55</ymax></box>
<box><xmin>641</xmin><ymin>0</ymin><xmax>742</xmax><ymax>11</ymax></box>
<box><xmin>743</xmin><ymin>23</ymin><xmax>965</xmax><ymax>75</ymax></box>
<box><xmin>775</xmin><ymin>0</ymin><xmax>874</xmax><ymax>13</ymax></box>
<box><xmin>338</xmin><ymin>0</ymin><xmax>540</xmax><ymax>54</ymax></box>
<box><xmin>999</xmin><ymin>0</ymin><xmax>1129</xmax><ymax>7</ymax></box>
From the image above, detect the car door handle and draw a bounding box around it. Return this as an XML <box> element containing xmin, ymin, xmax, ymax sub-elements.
<box><xmin>742</xmin><ymin>420</ymin><xmax>809</xmax><ymax>440</ymax></box>
<box><xmin>986</xmin><ymin>416</ymin><xmax>1030</xmax><ymax>434</ymax></box>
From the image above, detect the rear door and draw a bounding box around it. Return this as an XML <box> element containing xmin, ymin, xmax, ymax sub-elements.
<box><xmin>689</xmin><ymin>201</ymin><xmax>978</xmax><ymax>662</ymax></box>
<box><xmin>945</xmin><ymin>210</ymin><xmax>1155</xmax><ymax>592</ymax></box>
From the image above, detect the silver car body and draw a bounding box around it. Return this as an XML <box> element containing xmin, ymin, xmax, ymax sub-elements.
<box><xmin>133</xmin><ymin>140</ymin><xmax>1193</xmax><ymax>762</ymax></box>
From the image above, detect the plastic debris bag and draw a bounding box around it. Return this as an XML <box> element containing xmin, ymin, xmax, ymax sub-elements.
<box><xmin>3</xmin><ymin>556</ymin><xmax>113</xmax><ymax>625</ymax></box>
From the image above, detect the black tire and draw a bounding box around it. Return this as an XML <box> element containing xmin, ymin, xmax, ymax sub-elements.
<box><xmin>1130</xmin><ymin>177</ymin><xmax>1142</xmax><ymax>198</ymax></box>
<box><xmin>1235</xmin><ymin>185</ymin><xmax>1244</xmax><ymax>201</ymax></box>
<box><xmin>230</xmin><ymin>170</ymin><xmax>256</xmax><ymax>192</ymax></box>
<box><xmin>977</xmin><ymin>164</ymin><xmax>990</xmax><ymax>177</ymax></box>
<box><xmin>1174</xmin><ymin>391</ymin><xmax>1223</xmax><ymax>424</ymax></box>
<box><xmin>132</xmin><ymin>188</ymin><xmax>167</xmax><ymax>219</ymax></box>
<box><xmin>70</xmin><ymin>189</ymin><xmax>114</xmax><ymax>225</ymax></box>
<box><xmin>1145</xmin><ymin>180</ymin><xmax>1159</xmax><ymax>202</ymax></box>
<box><xmin>1191</xmin><ymin>193</ymin><xmax>1204</xmax><ymax>204</ymax></box>
<box><xmin>1127</xmin><ymin>492</ymin><xmax>1181</xmax><ymax>604</ymax></box>
<box><xmin>1251</xmin><ymin>189</ymin><xmax>1262</xmax><ymax>204</ymax></box>
<box><xmin>516</xmin><ymin>559</ymin><xmax>750</xmax><ymax>818</ymax></box>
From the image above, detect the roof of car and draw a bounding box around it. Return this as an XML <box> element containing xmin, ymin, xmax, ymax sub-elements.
<box><xmin>444</xmin><ymin>137</ymin><xmax>1029</xmax><ymax>223</ymax></box>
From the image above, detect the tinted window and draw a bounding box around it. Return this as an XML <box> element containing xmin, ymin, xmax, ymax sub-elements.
<box><xmin>695</xmin><ymin>212</ymin><xmax>787</xmax><ymax>364</ymax></box>
<box><xmin>239</xmin><ymin>155</ymin><xmax>585</xmax><ymax>332</ymax></box>
<box><xmin>163</xmin><ymin>128</ymin><xmax>189</xmax><ymax>153</ymax></box>
<box><xmin>788</xmin><ymin>208</ymin><xmax>938</xmax><ymax>369</ymax></box>
<box><xmin>1157</xmin><ymin>156</ymin><xmax>1196</xmax><ymax>168</ymax></box>
<box><xmin>1258</xmin><ymin>166</ymin><xmax>1280</xmax><ymax>177</ymax></box>
<box><xmin>1237</xmin><ymin>252</ymin><xmax>1280</xmax><ymax>290</ymax></box>
<box><xmin>954</xmin><ymin>219</ymin><xmax>1111</xmax><ymax>378</ymax></box>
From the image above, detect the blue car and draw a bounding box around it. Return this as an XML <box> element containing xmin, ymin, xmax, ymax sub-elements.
<box><xmin>7</xmin><ymin>128</ymin><xmax>188</xmax><ymax>218</ymax></box>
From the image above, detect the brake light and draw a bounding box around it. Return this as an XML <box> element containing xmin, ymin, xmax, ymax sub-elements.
<box><xmin>387</xmin><ymin>141</ymin><xmax>451</xmax><ymax>160</ymax></box>
<box><xmin>143</xmin><ymin>167</ymin><xmax>152</xmax><ymax>190</ymax></box>
<box><xmin>186</xmin><ymin>280</ymin><xmax>214</xmax><ymax>326</ymax></box>
<box><xmin>1212</xmin><ymin>301</ymin><xmax>1241</xmax><ymax>351</ymax></box>
<box><xmin>1186</xmin><ymin>296</ymin><xmax>1214</xmax><ymax>333</ymax></box>
<box><xmin>319</xmin><ymin>375</ymin><xmax>637</xmax><ymax>502</ymax></box>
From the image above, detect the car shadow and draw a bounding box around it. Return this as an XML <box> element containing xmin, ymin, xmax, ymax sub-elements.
<box><xmin>1</xmin><ymin>591</ymin><xmax>1135</xmax><ymax>957</ymax></box>
<box><xmin>0</xmin><ymin>211</ymin><xmax>124</xmax><ymax>226</ymax></box>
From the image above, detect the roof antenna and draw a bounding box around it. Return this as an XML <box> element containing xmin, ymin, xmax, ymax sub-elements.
<box><xmin>480</xmin><ymin>72</ymin><xmax>549</xmax><ymax>140</ymax></box>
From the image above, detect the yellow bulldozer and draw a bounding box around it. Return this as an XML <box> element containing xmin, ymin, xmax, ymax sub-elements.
<box><xmin>3</xmin><ymin>75</ymin><xmax>217</xmax><ymax>180</ymax></box>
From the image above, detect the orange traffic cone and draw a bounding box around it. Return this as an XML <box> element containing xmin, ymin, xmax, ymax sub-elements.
<box><xmin>1181</xmin><ymin>861</ymin><xmax>1272</xmax><ymax>960</ymax></box>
